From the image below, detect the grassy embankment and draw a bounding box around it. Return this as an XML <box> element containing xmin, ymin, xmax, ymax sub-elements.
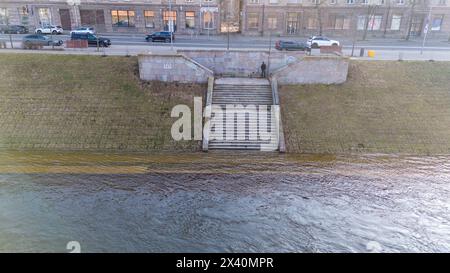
<box><xmin>1</xmin><ymin>54</ymin><xmax>449</xmax><ymax>154</ymax></box>
<box><xmin>280</xmin><ymin>61</ymin><xmax>450</xmax><ymax>154</ymax></box>
<box><xmin>0</xmin><ymin>54</ymin><xmax>203</xmax><ymax>151</ymax></box>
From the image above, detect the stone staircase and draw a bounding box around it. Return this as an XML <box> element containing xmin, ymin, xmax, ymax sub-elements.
<box><xmin>207</xmin><ymin>78</ymin><xmax>279</xmax><ymax>151</ymax></box>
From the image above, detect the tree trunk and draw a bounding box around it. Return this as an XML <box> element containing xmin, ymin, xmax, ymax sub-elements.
<box><xmin>316</xmin><ymin>4</ymin><xmax>323</xmax><ymax>36</ymax></box>
<box><xmin>383</xmin><ymin>5</ymin><xmax>391</xmax><ymax>38</ymax></box>
<box><xmin>405</xmin><ymin>1</ymin><xmax>416</xmax><ymax>41</ymax></box>
<box><xmin>362</xmin><ymin>6</ymin><xmax>372</xmax><ymax>41</ymax></box>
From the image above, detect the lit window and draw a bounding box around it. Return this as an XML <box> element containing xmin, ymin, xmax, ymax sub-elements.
<box><xmin>163</xmin><ymin>11</ymin><xmax>177</xmax><ymax>31</ymax></box>
<box><xmin>186</xmin><ymin>11</ymin><xmax>195</xmax><ymax>29</ymax></box>
<box><xmin>111</xmin><ymin>10</ymin><xmax>135</xmax><ymax>27</ymax></box>
<box><xmin>144</xmin><ymin>11</ymin><xmax>155</xmax><ymax>28</ymax></box>
<box><xmin>203</xmin><ymin>11</ymin><xmax>214</xmax><ymax>29</ymax></box>
<box><xmin>38</xmin><ymin>8</ymin><xmax>52</xmax><ymax>26</ymax></box>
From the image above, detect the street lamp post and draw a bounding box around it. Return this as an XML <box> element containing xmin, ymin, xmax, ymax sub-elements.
<box><xmin>169</xmin><ymin>0</ymin><xmax>174</xmax><ymax>50</ymax></box>
<box><xmin>421</xmin><ymin>6</ymin><xmax>432</xmax><ymax>55</ymax></box>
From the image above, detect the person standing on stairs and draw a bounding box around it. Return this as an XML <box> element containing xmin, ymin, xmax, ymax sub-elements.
<box><xmin>261</xmin><ymin>62</ymin><xmax>267</xmax><ymax>78</ymax></box>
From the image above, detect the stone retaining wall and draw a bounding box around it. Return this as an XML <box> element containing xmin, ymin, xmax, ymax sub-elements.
<box><xmin>138</xmin><ymin>53</ymin><xmax>213</xmax><ymax>83</ymax></box>
<box><xmin>139</xmin><ymin>51</ymin><xmax>348</xmax><ymax>85</ymax></box>
<box><xmin>272</xmin><ymin>56</ymin><xmax>349</xmax><ymax>85</ymax></box>
<box><xmin>180</xmin><ymin>49</ymin><xmax>304</xmax><ymax>77</ymax></box>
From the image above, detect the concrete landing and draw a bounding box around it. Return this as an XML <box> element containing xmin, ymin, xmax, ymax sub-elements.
<box><xmin>215</xmin><ymin>77</ymin><xmax>270</xmax><ymax>85</ymax></box>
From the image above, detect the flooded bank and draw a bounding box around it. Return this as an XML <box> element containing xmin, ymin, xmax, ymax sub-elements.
<box><xmin>0</xmin><ymin>151</ymin><xmax>449</xmax><ymax>252</ymax></box>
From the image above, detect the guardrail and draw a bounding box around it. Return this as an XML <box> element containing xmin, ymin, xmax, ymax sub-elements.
<box><xmin>202</xmin><ymin>76</ymin><xmax>214</xmax><ymax>152</ymax></box>
<box><xmin>270</xmin><ymin>77</ymin><xmax>286</xmax><ymax>153</ymax></box>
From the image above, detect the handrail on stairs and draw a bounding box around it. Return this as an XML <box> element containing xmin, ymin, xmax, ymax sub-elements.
<box><xmin>270</xmin><ymin>77</ymin><xmax>286</xmax><ymax>153</ymax></box>
<box><xmin>202</xmin><ymin>76</ymin><xmax>214</xmax><ymax>152</ymax></box>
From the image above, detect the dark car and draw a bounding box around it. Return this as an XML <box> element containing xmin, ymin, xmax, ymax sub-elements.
<box><xmin>71</xmin><ymin>32</ymin><xmax>111</xmax><ymax>47</ymax></box>
<box><xmin>146</xmin><ymin>31</ymin><xmax>175</xmax><ymax>43</ymax></box>
<box><xmin>0</xmin><ymin>25</ymin><xmax>28</xmax><ymax>34</ymax></box>
<box><xmin>22</xmin><ymin>34</ymin><xmax>63</xmax><ymax>49</ymax></box>
<box><xmin>275</xmin><ymin>40</ymin><xmax>310</xmax><ymax>51</ymax></box>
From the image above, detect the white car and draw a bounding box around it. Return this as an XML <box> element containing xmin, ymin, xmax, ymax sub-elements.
<box><xmin>307</xmin><ymin>36</ymin><xmax>340</xmax><ymax>48</ymax></box>
<box><xmin>35</xmin><ymin>25</ymin><xmax>64</xmax><ymax>35</ymax></box>
<box><xmin>70</xmin><ymin>27</ymin><xmax>95</xmax><ymax>35</ymax></box>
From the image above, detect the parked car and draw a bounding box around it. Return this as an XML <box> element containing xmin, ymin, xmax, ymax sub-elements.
<box><xmin>145</xmin><ymin>31</ymin><xmax>175</xmax><ymax>43</ymax></box>
<box><xmin>70</xmin><ymin>26</ymin><xmax>95</xmax><ymax>35</ymax></box>
<box><xmin>307</xmin><ymin>36</ymin><xmax>340</xmax><ymax>48</ymax></box>
<box><xmin>71</xmin><ymin>32</ymin><xmax>111</xmax><ymax>47</ymax></box>
<box><xmin>275</xmin><ymin>40</ymin><xmax>310</xmax><ymax>51</ymax></box>
<box><xmin>35</xmin><ymin>25</ymin><xmax>64</xmax><ymax>35</ymax></box>
<box><xmin>0</xmin><ymin>25</ymin><xmax>28</xmax><ymax>34</ymax></box>
<box><xmin>22</xmin><ymin>34</ymin><xmax>63</xmax><ymax>49</ymax></box>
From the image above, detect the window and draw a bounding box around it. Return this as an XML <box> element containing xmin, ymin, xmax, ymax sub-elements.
<box><xmin>362</xmin><ymin>0</ymin><xmax>368</xmax><ymax>4</ymax></box>
<box><xmin>249</xmin><ymin>0</ymin><xmax>260</xmax><ymax>3</ymax></box>
<box><xmin>185</xmin><ymin>11</ymin><xmax>195</xmax><ymax>29</ymax></box>
<box><xmin>332</xmin><ymin>15</ymin><xmax>351</xmax><ymax>30</ymax></box>
<box><xmin>357</xmin><ymin>15</ymin><xmax>366</xmax><ymax>30</ymax></box>
<box><xmin>38</xmin><ymin>8</ymin><xmax>52</xmax><ymax>26</ymax></box>
<box><xmin>288</xmin><ymin>0</ymin><xmax>301</xmax><ymax>3</ymax></box>
<box><xmin>312</xmin><ymin>0</ymin><xmax>320</xmax><ymax>4</ymax></box>
<box><xmin>347</xmin><ymin>0</ymin><xmax>355</xmax><ymax>4</ymax></box>
<box><xmin>269</xmin><ymin>0</ymin><xmax>279</xmax><ymax>3</ymax></box>
<box><xmin>368</xmin><ymin>15</ymin><xmax>382</xmax><ymax>30</ymax></box>
<box><xmin>203</xmin><ymin>11</ymin><xmax>214</xmax><ymax>29</ymax></box>
<box><xmin>330</xmin><ymin>0</ymin><xmax>337</xmax><ymax>4</ymax></box>
<box><xmin>144</xmin><ymin>11</ymin><xmax>155</xmax><ymax>28</ymax></box>
<box><xmin>268</xmin><ymin>15</ymin><xmax>277</xmax><ymax>30</ymax></box>
<box><xmin>286</xmin><ymin>13</ymin><xmax>299</xmax><ymax>34</ymax></box>
<box><xmin>163</xmin><ymin>11</ymin><xmax>177</xmax><ymax>31</ymax></box>
<box><xmin>247</xmin><ymin>13</ymin><xmax>259</xmax><ymax>29</ymax></box>
<box><xmin>18</xmin><ymin>6</ymin><xmax>29</xmax><ymax>26</ymax></box>
<box><xmin>307</xmin><ymin>17</ymin><xmax>317</xmax><ymax>29</ymax></box>
<box><xmin>439</xmin><ymin>0</ymin><xmax>446</xmax><ymax>5</ymax></box>
<box><xmin>0</xmin><ymin>8</ymin><xmax>7</xmax><ymax>25</ymax></box>
<box><xmin>397</xmin><ymin>0</ymin><xmax>405</xmax><ymax>4</ymax></box>
<box><xmin>390</xmin><ymin>14</ymin><xmax>402</xmax><ymax>30</ymax></box>
<box><xmin>111</xmin><ymin>10</ymin><xmax>135</xmax><ymax>27</ymax></box>
<box><xmin>431</xmin><ymin>15</ymin><xmax>444</xmax><ymax>31</ymax></box>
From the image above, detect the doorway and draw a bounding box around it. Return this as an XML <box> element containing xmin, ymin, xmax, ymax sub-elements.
<box><xmin>59</xmin><ymin>9</ymin><xmax>72</xmax><ymax>30</ymax></box>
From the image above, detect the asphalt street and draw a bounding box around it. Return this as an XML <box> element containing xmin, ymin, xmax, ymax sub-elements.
<box><xmin>2</xmin><ymin>32</ymin><xmax>450</xmax><ymax>52</ymax></box>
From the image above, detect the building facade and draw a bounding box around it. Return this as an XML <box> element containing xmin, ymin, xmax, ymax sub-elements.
<box><xmin>0</xmin><ymin>0</ymin><xmax>449</xmax><ymax>38</ymax></box>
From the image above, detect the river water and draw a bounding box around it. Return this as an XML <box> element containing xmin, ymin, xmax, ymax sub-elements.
<box><xmin>0</xmin><ymin>151</ymin><xmax>449</xmax><ymax>253</ymax></box>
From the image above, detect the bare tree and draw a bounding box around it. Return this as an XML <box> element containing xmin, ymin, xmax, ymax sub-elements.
<box><xmin>382</xmin><ymin>0</ymin><xmax>392</xmax><ymax>38</ymax></box>
<box><xmin>405</xmin><ymin>0</ymin><xmax>418</xmax><ymax>40</ymax></box>
<box><xmin>314</xmin><ymin>0</ymin><xmax>325</xmax><ymax>35</ymax></box>
<box><xmin>362</xmin><ymin>2</ymin><xmax>379</xmax><ymax>41</ymax></box>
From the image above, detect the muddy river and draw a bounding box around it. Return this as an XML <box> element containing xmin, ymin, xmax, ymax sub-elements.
<box><xmin>0</xmin><ymin>151</ymin><xmax>449</xmax><ymax>252</ymax></box>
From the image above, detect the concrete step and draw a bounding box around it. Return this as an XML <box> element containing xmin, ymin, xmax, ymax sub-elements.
<box><xmin>208</xmin><ymin>79</ymin><xmax>278</xmax><ymax>151</ymax></box>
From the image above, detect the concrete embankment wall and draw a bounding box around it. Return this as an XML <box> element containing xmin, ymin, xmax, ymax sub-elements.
<box><xmin>180</xmin><ymin>49</ymin><xmax>303</xmax><ymax>77</ymax></box>
<box><xmin>139</xmin><ymin>50</ymin><xmax>348</xmax><ymax>85</ymax></box>
<box><xmin>139</xmin><ymin>53</ymin><xmax>213</xmax><ymax>83</ymax></box>
<box><xmin>272</xmin><ymin>56</ymin><xmax>350</xmax><ymax>85</ymax></box>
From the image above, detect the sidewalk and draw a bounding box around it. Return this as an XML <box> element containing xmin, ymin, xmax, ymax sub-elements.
<box><xmin>2</xmin><ymin>44</ymin><xmax>449</xmax><ymax>61</ymax></box>
<box><xmin>346</xmin><ymin>49</ymin><xmax>450</xmax><ymax>61</ymax></box>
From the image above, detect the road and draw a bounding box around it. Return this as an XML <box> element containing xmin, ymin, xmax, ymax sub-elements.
<box><xmin>1</xmin><ymin>33</ymin><xmax>450</xmax><ymax>60</ymax></box>
<box><xmin>2</xmin><ymin>33</ymin><xmax>450</xmax><ymax>51</ymax></box>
